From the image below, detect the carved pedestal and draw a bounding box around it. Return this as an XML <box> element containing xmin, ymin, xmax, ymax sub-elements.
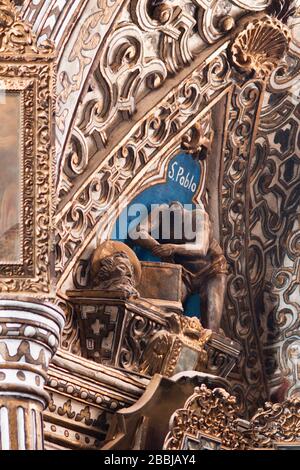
<box><xmin>0</xmin><ymin>298</ymin><xmax>65</xmax><ymax>450</ymax></box>
<box><xmin>67</xmin><ymin>290</ymin><xmax>240</xmax><ymax>380</ymax></box>
<box><xmin>67</xmin><ymin>291</ymin><xmax>170</xmax><ymax>370</ymax></box>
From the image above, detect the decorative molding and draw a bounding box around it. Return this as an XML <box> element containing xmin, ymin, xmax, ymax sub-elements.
<box><xmin>140</xmin><ymin>315</ymin><xmax>212</xmax><ymax>377</ymax></box>
<box><xmin>221</xmin><ymin>78</ymin><xmax>269</xmax><ymax>416</ymax></box>
<box><xmin>43</xmin><ymin>347</ymin><xmax>149</xmax><ymax>448</ymax></box>
<box><xmin>55</xmin><ymin>48</ymin><xmax>231</xmax><ymax>288</ymax></box>
<box><xmin>15</xmin><ymin>0</ymin><xmax>299</xmax><ymax>420</ymax></box>
<box><xmin>0</xmin><ymin>0</ymin><xmax>56</xmax><ymax>294</ymax></box>
<box><xmin>19</xmin><ymin>0</ymin><xmax>274</xmax><ymax>204</ymax></box>
<box><xmin>47</xmin><ymin>348</ymin><xmax>149</xmax><ymax>409</ymax></box>
<box><xmin>0</xmin><ymin>298</ymin><xmax>65</xmax><ymax>450</ymax></box>
<box><xmin>248</xmin><ymin>51</ymin><xmax>300</xmax><ymax>399</ymax></box>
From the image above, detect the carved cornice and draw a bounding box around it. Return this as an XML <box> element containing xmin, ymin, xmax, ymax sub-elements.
<box><xmin>47</xmin><ymin>348</ymin><xmax>149</xmax><ymax>410</ymax></box>
<box><xmin>44</xmin><ymin>347</ymin><xmax>149</xmax><ymax>449</ymax></box>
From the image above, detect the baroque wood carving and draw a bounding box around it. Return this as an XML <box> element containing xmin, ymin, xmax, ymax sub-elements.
<box><xmin>230</xmin><ymin>16</ymin><xmax>291</xmax><ymax>79</ymax></box>
<box><xmin>55</xmin><ymin>48</ymin><xmax>232</xmax><ymax>289</ymax></box>
<box><xmin>248</xmin><ymin>396</ymin><xmax>300</xmax><ymax>447</ymax></box>
<box><xmin>0</xmin><ymin>0</ymin><xmax>56</xmax><ymax>294</ymax></box>
<box><xmin>163</xmin><ymin>384</ymin><xmax>248</xmax><ymax>450</ymax></box>
<box><xmin>248</xmin><ymin>17</ymin><xmax>300</xmax><ymax>401</ymax></box>
<box><xmin>16</xmin><ymin>1</ymin><xmax>299</xmax><ymax>420</ymax></box>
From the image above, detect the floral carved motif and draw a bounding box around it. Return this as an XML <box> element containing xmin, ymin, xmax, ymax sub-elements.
<box><xmin>0</xmin><ymin>0</ymin><xmax>54</xmax><ymax>56</ymax></box>
<box><xmin>163</xmin><ymin>384</ymin><xmax>248</xmax><ymax>450</ymax></box>
<box><xmin>248</xmin><ymin>397</ymin><xmax>300</xmax><ymax>447</ymax></box>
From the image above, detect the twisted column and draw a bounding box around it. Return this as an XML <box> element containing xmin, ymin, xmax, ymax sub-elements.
<box><xmin>0</xmin><ymin>298</ymin><xmax>65</xmax><ymax>450</ymax></box>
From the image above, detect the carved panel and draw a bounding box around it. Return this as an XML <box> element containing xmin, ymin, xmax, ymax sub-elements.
<box><xmin>55</xmin><ymin>49</ymin><xmax>231</xmax><ymax>289</ymax></box>
<box><xmin>221</xmin><ymin>79</ymin><xmax>269</xmax><ymax>416</ymax></box>
<box><xmin>44</xmin><ymin>347</ymin><xmax>148</xmax><ymax>449</ymax></box>
<box><xmin>248</xmin><ymin>51</ymin><xmax>300</xmax><ymax>398</ymax></box>
<box><xmin>17</xmin><ymin>0</ymin><xmax>299</xmax><ymax>419</ymax></box>
<box><xmin>20</xmin><ymin>1</ymin><xmax>274</xmax><ymax>208</ymax></box>
<box><xmin>248</xmin><ymin>396</ymin><xmax>300</xmax><ymax>447</ymax></box>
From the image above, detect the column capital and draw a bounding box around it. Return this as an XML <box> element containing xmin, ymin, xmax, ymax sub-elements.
<box><xmin>0</xmin><ymin>298</ymin><xmax>65</xmax><ymax>407</ymax></box>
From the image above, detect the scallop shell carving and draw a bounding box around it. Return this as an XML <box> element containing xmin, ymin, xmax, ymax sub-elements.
<box><xmin>231</xmin><ymin>16</ymin><xmax>291</xmax><ymax>78</ymax></box>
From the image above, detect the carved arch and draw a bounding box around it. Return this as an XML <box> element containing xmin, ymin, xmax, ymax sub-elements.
<box><xmin>18</xmin><ymin>0</ymin><xmax>299</xmax><ymax>416</ymax></box>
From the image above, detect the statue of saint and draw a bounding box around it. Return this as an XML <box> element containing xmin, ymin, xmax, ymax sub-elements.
<box><xmin>130</xmin><ymin>202</ymin><xmax>228</xmax><ymax>332</ymax></box>
<box><xmin>90</xmin><ymin>241</ymin><xmax>141</xmax><ymax>297</ymax></box>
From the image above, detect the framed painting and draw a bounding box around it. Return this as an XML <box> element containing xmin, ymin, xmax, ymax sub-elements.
<box><xmin>0</xmin><ymin>90</ymin><xmax>22</xmax><ymax>264</ymax></box>
<box><xmin>0</xmin><ymin>0</ymin><xmax>56</xmax><ymax>293</ymax></box>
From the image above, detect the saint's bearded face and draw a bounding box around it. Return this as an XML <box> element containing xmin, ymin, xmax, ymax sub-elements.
<box><xmin>96</xmin><ymin>252</ymin><xmax>134</xmax><ymax>284</ymax></box>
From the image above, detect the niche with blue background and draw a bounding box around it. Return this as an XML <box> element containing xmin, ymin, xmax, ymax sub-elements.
<box><xmin>112</xmin><ymin>152</ymin><xmax>202</xmax><ymax>318</ymax></box>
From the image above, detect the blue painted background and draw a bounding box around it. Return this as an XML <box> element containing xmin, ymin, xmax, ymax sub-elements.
<box><xmin>112</xmin><ymin>153</ymin><xmax>202</xmax><ymax>318</ymax></box>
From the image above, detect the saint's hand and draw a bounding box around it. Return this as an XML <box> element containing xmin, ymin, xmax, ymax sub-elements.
<box><xmin>152</xmin><ymin>244</ymin><xmax>175</xmax><ymax>258</ymax></box>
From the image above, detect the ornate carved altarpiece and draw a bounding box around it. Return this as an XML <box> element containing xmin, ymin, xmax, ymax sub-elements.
<box><xmin>0</xmin><ymin>0</ymin><xmax>298</xmax><ymax>450</ymax></box>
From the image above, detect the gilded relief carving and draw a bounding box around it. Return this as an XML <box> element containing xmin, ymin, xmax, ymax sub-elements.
<box><xmin>221</xmin><ymin>79</ymin><xmax>269</xmax><ymax>415</ymax></box>
<box><xmin>248</xmin><ymin>396</ymin><xmax>300</xmax><ymax>447</ymax></box>
<box><xmin>9</xmin><ymin>1</ymin><xmax>299</xmax><ymax>446</ymax></box>
<box><xmin>0</xmin><ymin>91</ymin><xmax>21</xmax><ymax>263</ymax></box>
<box><xmin>249</xmin><ymin>51</ymin><xmax>300</xmax><ymax>398</ymax></box>
<box><xmin>55</xmin><ymin>50</ymin><xmax>231</xmax><ymax>288</ymax></box>
<box><xmin>163</xmin><ymin>384</ymin><xmax>248</xmax><ymax>450</ymax></box>
<box><xmin>140</xmin><ymin>316</ymin><xmax>212</xmax><ymax>377</ymax></box>
<box><xmin>0</xmin><ymin>0</ymin><xmax>56</xmax><ymax>293</ymax></box>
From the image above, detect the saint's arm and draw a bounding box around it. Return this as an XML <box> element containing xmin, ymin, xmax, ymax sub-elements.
<box><xmin>171</xmin><ymin>208</ymin><xmax>212</xmax><ymax>257</ymax></box>
<box><xmin>128</xmin><ymin>206</ymin><xmax>162</xmax><ymax>250</ymax></box>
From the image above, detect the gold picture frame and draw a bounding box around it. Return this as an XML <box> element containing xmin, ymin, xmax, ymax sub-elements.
<box><xmin>0</xmin><ymin>0</ymin><xmax>56</xmax><ymax>293</ymax></box>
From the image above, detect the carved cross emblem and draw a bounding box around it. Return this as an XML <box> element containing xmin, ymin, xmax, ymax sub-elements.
<box><xmin>90</xmin><ymin>319</ymin><xmax>104</xmax><ymax>335</ymax></box>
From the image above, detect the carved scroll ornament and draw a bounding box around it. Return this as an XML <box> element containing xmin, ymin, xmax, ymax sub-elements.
<box><xmin>140</xmin><ymin>315</ymin><xmax>212</xmax><ymax>377</ymax></box>
<box><xmin>163</xmin><ymin>384</ymin><xmax>248</xmax><ymax>450</ymax></box>
<box><xmin>248</xmin><ymin>396</ymin><xmax>300</xmax><ymax>447</ymax></box>
<box><xmin>0</xmin><ymin>0</ymin><xmax>53</xmax><ymax>56</ymax></box>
